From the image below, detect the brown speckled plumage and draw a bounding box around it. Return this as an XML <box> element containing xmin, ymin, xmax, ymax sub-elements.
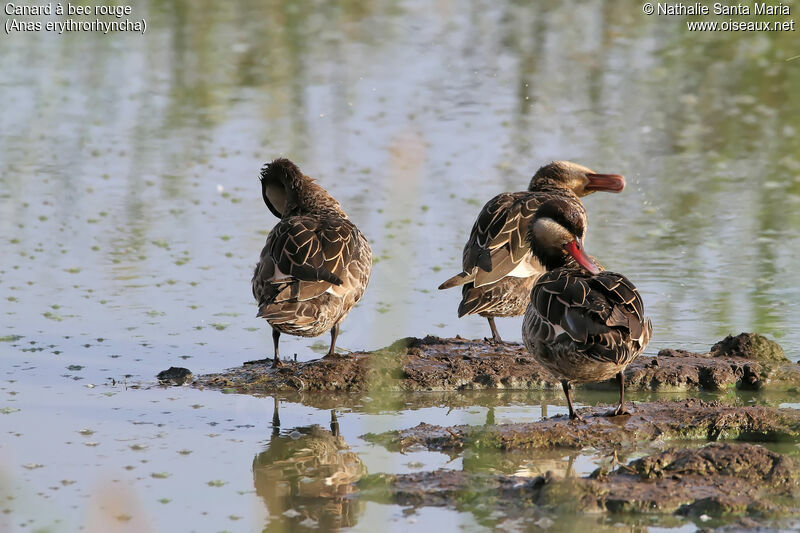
<box><xmin>439</xmin><ymin>161</ymin><xmax>624</xmax><ymax>342</ymax></box>
<box><xmin>521</xmin><ymin>199</ymin><xmax>651</xmax><ymax>419</ymax></box>
<box><xmin>459</xmin><ymin>275</ymin><xmax>536</xmax><ymax>318</ymax></box>
<box><xmin>252</xmin><ymin>158</ymin><xmax>372</xmax><ymax>366</ymax></box>
<box><xmin>523</xmin><ymin>269</ymin><xmax>651</xmax><ymax>383</ymax></box>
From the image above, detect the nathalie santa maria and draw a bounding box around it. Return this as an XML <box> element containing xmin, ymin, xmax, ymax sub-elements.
<box><xmin>656</xmin><ymin>3</ymin><xmax>790</xmax><ymax>15</ymax></box>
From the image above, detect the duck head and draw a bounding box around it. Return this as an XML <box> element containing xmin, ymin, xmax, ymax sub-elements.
<box><xmin>529</xmin><ymin>161</ymin><xmax>625</xmax><ymax>197</ymax></box>
<box><xmin>529</xmin><ymin>199</ymin><xmax>601</xmax><ymax>274</ymax></box>
<box><xmin>260</xmin><ymin>158</ymin><xmax>346</xmax><ymax>218</ymax></box>
<box><xmin>260</xmin><ymin>158</ymin><xmax>303</xmax><ymax>218</ymax></box>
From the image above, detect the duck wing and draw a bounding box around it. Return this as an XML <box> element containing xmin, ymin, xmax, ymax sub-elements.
<box><xmin>439</xmin><ymin>192</ymin><xmax>540</xmax><ymax>289</ymax></box>
<box><xmin>528</xmin><ymin>269</ymin><xmax>651</xmax><ymax>364</ymax></box>
<box><xmin>253</xmin><ymin>215</ymin><xmax>368</xmax><ymax>310</ymax></box>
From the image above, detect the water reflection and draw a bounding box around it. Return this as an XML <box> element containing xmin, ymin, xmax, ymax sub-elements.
<box><xmin>253</xmin><ymin>400</ymin><xmax>367</xmax><ymax>531</ymax></box>
<box><xmin>462</xmin><ymin>447</ymin><xmax>579</xmax><ymax>480</ymax></box>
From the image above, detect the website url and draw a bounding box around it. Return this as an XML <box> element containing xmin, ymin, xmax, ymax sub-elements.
<box><xmin>687</xmin><ymin>19</ymin><xmax>796</xmax><ymax>31</ymax></box>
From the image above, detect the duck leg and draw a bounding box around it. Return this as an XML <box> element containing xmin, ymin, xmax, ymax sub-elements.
<box><xmin>487</xmin><ymin>317</ymin><xmax>503</xmax><ymax>343</ymax></box>
<box><xmin>565</xmin><ymin>454</ymin><xmax>576</xmax><ymax>478</ymax></box>
<box><xmin>330</xmin><ymin>409</ymin><xmax>339</xmax><ymax>436</ymax></box>
<box><xmin>561</xmin><ymin>380</ymin><xmax>584</xmax><ymax>421</ymax></box>
<box><xmin>271</xmin><ymin>328</ymin><xmax>283</xmax><ymax>368</ymax></box>
<box><xmin>242</xmin><ymin>328</ymin><xmax>284</xmax><ymax>366</ymax></box>
<box><xmin>608</xmin><ymin>372</ymin><xmax>630</xmax><ymax>416</ymax></box>
<box><xmin>323</xmin><ymin>323</ymin><xmax>340</xmax><ymax>358</ymax></box>
<box><xmin>271</xmin><ymin>397</ymin><xmax>280</xmax><ymax>436</ymax></box>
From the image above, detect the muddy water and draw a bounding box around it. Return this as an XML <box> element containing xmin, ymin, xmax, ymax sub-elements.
<box><xmin>2</xmin><ymin>0</ymin><xmax>800</xmax><ymax>531</ymax></box>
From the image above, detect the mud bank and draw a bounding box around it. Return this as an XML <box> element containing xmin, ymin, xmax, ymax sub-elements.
<box><xmin>363</xmin><ymin>398</ymin><xmax>800</xmax><ymax>453</ymax></box>
<box><xmin>357</xmin><ymin>442</ymin><xmax>800</xmax><ymax>529</ymax></box>
<box><xmin>192</xmin><ymin>332</ymin><xmax>798</xmax><ymax>394</ymax></box>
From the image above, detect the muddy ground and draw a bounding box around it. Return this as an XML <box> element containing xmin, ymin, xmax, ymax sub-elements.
<box><xmin>362</xmin><ymin>398</ymin><xmax>800</xmax><ymax>453</ymax></box>
<box><xmin>356</xmin><ymin>396</ymin><xmax>800</xmax><ymax>529</ymax></box>
<box><xmin>357</xmin><ymin>442</ymin><xmax>800</xmax><ymax>530</ymax></box>
<box><xmin>180</xmin><ymin>333</ymin><xmax>800</xmax><ymax>530</ymax></box>
<box><xmin>190</xmin><ymin>332</ymin><xmax>799</xmax><ymax>394</ymax></box>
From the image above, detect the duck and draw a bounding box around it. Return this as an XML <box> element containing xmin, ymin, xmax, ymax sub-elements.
<box><xmin>252</xmin><ymin>158</ymin><xmax>372</xmax><ymax>367</ymax></box>
<box><xmin>438</xmin><ymin>161</ymin><xmax>625</xmax><ymax>343</ymax></box>
<box><xmin>521</xmin><ymin>198</ymin><xmax>652</xmax><ymax>420</ymax></box>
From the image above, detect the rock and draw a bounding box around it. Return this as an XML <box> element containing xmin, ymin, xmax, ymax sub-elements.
<box><xmin>156</xmin><ymin>367</ymin><xmax>193</xmax><ymax>386</ymax></box>
<box><xmin>363</xmin><ymin>399</ymin><xmax>800</xmax><ymax>453</ymax></box>
<box><xmin>193</xmin><ymin>333</ymin><xmax>798</xmax><ymax>394</ymax></box>
<box><xmin>624</xmin><ymin>350</ymin><xmax>800</xmax><ymax>392</ymax></box>
<box><xmin>709</xmin><ymin>332</ymin><xmax>788</xmax><ymax>363</ymax></box>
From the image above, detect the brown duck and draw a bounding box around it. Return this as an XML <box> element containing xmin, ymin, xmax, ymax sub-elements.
<box><xmin>521</xmin><ymin>199</ymin><xmax>652</xmax><ymax>420</ymax></box>
<box><xmin>438</xmin><ymin>161</ymin><xmax>624</xmax><ymax>342</ymax></box>
<box><xmin>252</xmin><ymin>158</ymin><xmax>372</xmax><ymax>367</ymax></box>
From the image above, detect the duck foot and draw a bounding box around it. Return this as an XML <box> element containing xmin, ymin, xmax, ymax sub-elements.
<box><xmin>561</xmin><ymin>380</ymin><xmax>585</xmax><ymax>422</ymax></box>
<box><xmin>605</xmin><ymin>404</ymin><xmax>631</xmax><ymax>417</ymax></box>
<box><xmin>605</xmin><ymin>373</ymin><xmax>631</xmax><ymax>416</ymax></box>
<box><xmin>483</xmin><ymin>337</ymin><xmax>515</xmax><ymax>346</ymax></box>
<box><xmin>243</xmin><ymin>357</ymin><xmax>286</xmax><ymax>367</ymax></box>
<box><xmin>484</xmin><ymin>317</ymin><xmax>511</xmax><ymax>346</ymax></box>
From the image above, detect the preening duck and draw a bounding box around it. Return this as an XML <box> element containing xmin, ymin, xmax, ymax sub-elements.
<box><xmin>521</xmin><ymin>199</ymin><xmax>652</xmax><ymax>420</ymax></box>
<box><xmin>438</xmin><ymin>161</ymin><xmax>624</xmax><ymax>342</ymax></box>
<box><xmin>252</xmin><ymin>158</ymin><xmax>372</xmax><ymax>367</ymax></box>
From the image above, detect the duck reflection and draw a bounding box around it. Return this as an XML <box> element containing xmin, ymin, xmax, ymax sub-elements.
<box><xmin>254</xmin><ymin>400</ymin><xmax>367</xmax><ymax>531</ymax></box>
<box><xmin>462</xmin><ymin>402</ymin><xmax>577</xmax><ymax>480</ymax></box>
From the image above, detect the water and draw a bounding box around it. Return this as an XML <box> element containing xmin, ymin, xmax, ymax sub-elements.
<box><xmin>2</xmin><ymin>0</ymin><xmax>800</xmax><ymax>530</ymax></box>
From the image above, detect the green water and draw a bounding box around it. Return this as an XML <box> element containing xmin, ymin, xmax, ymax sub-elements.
<box><xmin>2</xmin><ymin>0</ymin><xmax>800</xmax><ymax>531</ymax></box>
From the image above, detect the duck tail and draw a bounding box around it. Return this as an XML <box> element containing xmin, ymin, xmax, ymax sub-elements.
<box><xmin>438</xmin><ymin>271</ymin><xmax>473</xmax><ymax>290</ymax></box>
<box><xmin>256</xmin><ymin>303</ymin><xmax>270</xmax><ymax>319</ymax></box>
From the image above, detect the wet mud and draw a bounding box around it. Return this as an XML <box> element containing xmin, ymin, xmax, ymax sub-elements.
<box><xmin>182</xmin><ymin>333</ymin><xmax>800</xmax><ymax>529</ymax></box>
<box><xmin>192</xmin><ymin>332</ymin><xmax>799</xmax><ymax>394</ymax></box>
<box><xmin>357</xmin><ymin>442</ymin><xmax>800</xmax><ymax>530</ymax></box>
<box><xmin>362</xmin><ymin>398</ymin><xmax>800</xmax><ymax>454</ymax></box>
